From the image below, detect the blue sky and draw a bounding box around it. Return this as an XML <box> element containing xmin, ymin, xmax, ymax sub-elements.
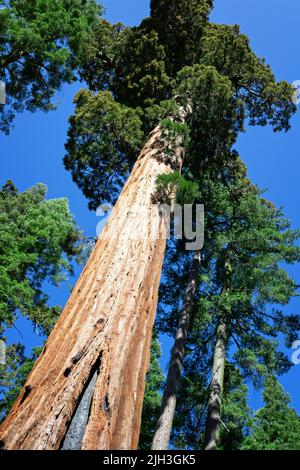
<box><xmin>1</xmin><ymin>0</ymin><xmax>300</xmax><ymax>413</ymax></box>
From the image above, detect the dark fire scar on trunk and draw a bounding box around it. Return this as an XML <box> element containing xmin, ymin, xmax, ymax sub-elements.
<box><xmin>61</xmin><ymin>356</ymin><xmax>101</xmax><ymax>450</ymax></box>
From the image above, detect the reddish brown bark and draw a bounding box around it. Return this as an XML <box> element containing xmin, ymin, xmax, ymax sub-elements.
<box><xmin>0</xmin><ymin>122</ymin><xmax>186</xmax><ymax>450</ymax></box>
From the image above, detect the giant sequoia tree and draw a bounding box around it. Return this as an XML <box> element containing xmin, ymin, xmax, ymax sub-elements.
<box><xmin>0</xmin><ymin>1</ymin><xmax>296</xmax><ymax>450</ymax></box>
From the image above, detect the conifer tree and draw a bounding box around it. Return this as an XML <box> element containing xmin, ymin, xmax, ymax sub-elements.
<box><xmin>152</xmin><ymin>250</ymin><xmax>201</xmax><ymax>450</ymax></box>
<box><xmin>217</xmin><ymin>366</ymin><xmax>252</xmax><ymax>450</ymax></box>
<box><xmin>243</xmin><ymin>376</ymin><xmax>300</xmax><ymax>450</ymax></box>
<box><xmin>0</xmin><ymin>180</ymin><xmax>83</xmax><ymax>422</ymax></box>
<box><xmin>0</xmin><ymin>180</ymin><xmax>83</xmax><ymax>337</ymax></box>
<box><xmin>0</xmin><ymin>0</ymin><xmax>101</xmax><ymax>133</ymax></box>
<box><xmin>1</xmin><ymin>1</ymin><xmax>296</xmax><ymax>450</ymax></box>
<box><xmin>153</xmin><ymin>155</ymin><xmax>300</xmax><ymax>450</ymax></box>
<box><xmin>203</xmin><ymin>178</ymin><xmax>300</xmax><ymax>449</ymax></box>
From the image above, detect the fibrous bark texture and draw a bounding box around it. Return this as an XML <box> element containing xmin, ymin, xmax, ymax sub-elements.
<box><xmin>204</xmin><ymin>322</ymin><xmax>227</xmax><ymax>451</ymax></box>
<box><xmin>152</xmin><ymin>251</ymin><xmax>201</xmax><ymax>450</ymax></box>
<box><xmin>0</xmin><ymin>120</ymin><xmax>186</xmax><ymax>450</ymax></box>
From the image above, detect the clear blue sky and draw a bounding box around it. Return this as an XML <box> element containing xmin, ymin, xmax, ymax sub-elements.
<box><xmin>1</xmin><ymin>0</ymin><xmax>300</xmax><ymax>413</ymax></box>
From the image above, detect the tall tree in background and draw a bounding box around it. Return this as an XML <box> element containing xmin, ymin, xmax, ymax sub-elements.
<box><xmin>0</xmin><ymin>180</ymin><xmax>83</xmax><ymax>421</ymax></box>
<box><xmin>243</xmin><ymin>376</ymin><xmax>300</xmax><ymax>450</ymax></box>
<box><xmin>203</xmin><ymin>180</ymin><xmax>300</xmax><ymax>450</ymax></box>
<box><xmin>216</xmin><ymin>366</ymin><xmax>252</xmax><ymax>450</ymax></box>
<box><xmin>152</xmin><ymin>250</ymin><xmax>201</xmax><ymax>450</ymax></box>
<box><xmin>0</xmin><ymin>0</ymin><xmax>101</xmax><ymax>133</ymax></box>
<box><xmin>0</xmin><ymin>0</ymin><xmax>296</xmax><ymax>450</ymax></box>
<box><xmin>0</xmin><ymin>181</ymin><xmax>83</xmax><ymax>336</ymax></box>
<box><xmin>152</xmin><ymin>155</ymin><xmax>300</xmax><ymax>450</ymax></box>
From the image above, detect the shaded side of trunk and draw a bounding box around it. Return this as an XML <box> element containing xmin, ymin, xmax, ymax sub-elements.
<box><xmin>204</xmin><ymin>322</ymin><xmax>227</xmax><ymax>451</ymax></box>
<box><xmin>151</xmin><ymin>251</ymin><xmax>201</xmax><ymax>450</ymax></box>
<box><xmin>0</xmin><ymin>118</ymin><xmax>187</xmax><ymax>450</ymax></box>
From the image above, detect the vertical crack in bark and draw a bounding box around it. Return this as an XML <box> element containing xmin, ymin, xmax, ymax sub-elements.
<box><xmin>103</xmin><ymin>395</ymin><xmax>110</xmax><ymax>413</ymax></box>
<box><xmin>19</xmin><ymin>386</ymin><xmax>32</xmax><ymax>405</ymax></box>
<box><xmin>61</xmin><ymin>355</ymin><xmax>102</xmax><ymax>450</ymax></box>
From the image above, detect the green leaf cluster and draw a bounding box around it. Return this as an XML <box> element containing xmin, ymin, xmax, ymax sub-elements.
<box><xmin>0</xmin><ymin>180</ymin><xmax>83</xmax><ymax>336</ymax></box>
<box><xmin>64</xmin><ymin>89</ymin><xmax>144</xmax><ymax>209</ymax></box>
<box><xmin>243</xmin><ymin>376</ymin><xmax>300</xmax><ymax>450</ymax></box>
<box><xmin>0</xmin><ymin>0</ymin><xmax>101</xmax><ymax>132</ymax></box>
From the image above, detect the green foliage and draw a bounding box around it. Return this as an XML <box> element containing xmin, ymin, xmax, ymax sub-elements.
<box><xmin>155</xmin><ymin>172</ymin><xmax>199</xmax><ymax>206</ymax></box>
<box><xmin>195</xmin><ymin>169</ymin><xmax>300</xmax><ymax>382</ymax></box>
<box><xmin>65</xmin><ymin>1</ymin><xmax>296</xmax><ymax>208</ymax></box>
<box><xmin>2</xmin><ymin>1</ymin><xmax>298</xmax><ymax>450</ymax></box>
<box><xmin>199</xmin><ymin>23</ymin><xmax>296</xmax><ymax>132</ymax></box>
<box><xmin>114</xmin><ymin>25</ymin><xmax>170</xmax><ymax>108</ymax></box>
<box><xmin>243</xmin><ymin>376</ymin><xmax>300</xmax><ymax>450</ymax></box>
<box><xmin>174</xmin><ymin>65</ymin><xmax>234</xmax><ymax>127</ymax></box>
<box><xmin>160</xmin><ymin>118</ymin><xmax>191</xmax><ymax>149</ymax></box>
<box><xmin>139</xmin><ymin>331</ymin><xmax>164</xmax><ymax>450</ymax></box>
<box><xmin>0</xmin><ymin>0</ymin><xmax>101</xmax><ymax>132</ymax></box>
<box><xmin>173</xmin><ymin>64</ymin><xmax>242</xmax><ymax>169</ymax></box>
<box><xmin>218</xmin><ymin>366</ymin><xmax>252</xmax><ymax>450</ymax></box>
<box><xmin>0</xmin><ymin>180</ymin><xmax>83</xmax><ymax>337</ymax></box>
<box><xmin>64</xmin><ymin>89</ymin><xmax>144</xmax><ymax>210</ymax></box>
<box><xmin>150</xmin><ymin>0</ymin><xmax>213</xmax><ymax>73</ymax></box>
<box><xmin>157</xmin><ymin>151</ymin><xmax>300</xmax><ymax>448</ymax></box>
<box><xmin>78</xmin><ymin>19</ymin><xmax>171</xmax><ymax>109</ymax></box>
<box><xmin>77</xmin><ymin>19</ymin><xmax>123</xmax><ymax>93</ymax></box>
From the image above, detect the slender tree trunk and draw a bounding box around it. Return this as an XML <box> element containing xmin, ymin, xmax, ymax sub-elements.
<box><xmin>204</xmin><ymin>322</ymin><xmax>227</xmax><ymax>451</ymax></box>
<box><xmin>151</xmin><ymin>250</ymin><xmax>201</xmax><ymax>450</ymax></box>
<box><xmin>0</xmin><ymin>115</ymin><xmax>187</xmax><ymax>450</ymax></box>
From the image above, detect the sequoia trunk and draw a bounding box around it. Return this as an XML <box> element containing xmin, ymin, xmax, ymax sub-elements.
<box><xmin>204</xmin><ymin>322</ymin><xmax>227</xmax><ymax>451</ymax></box>
<box><xmin>151</xmin><ymin>251</ymin><xmax>201</xmax><ymax>450</ymax></box>
<box><xmin>0</xmin><ymin>119</ymin><xmax>186</xmax><ymax>450</ymax></box>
